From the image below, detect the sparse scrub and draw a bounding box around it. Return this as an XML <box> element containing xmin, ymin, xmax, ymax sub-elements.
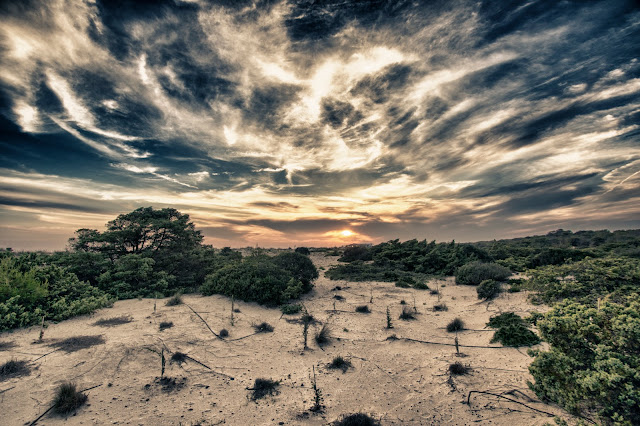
<box><xmin>328</xmin><ymin>356</ymin><xmax>353</xmax><ymax>373</ymax></box>
<box><xmin>433</xmin><ymin>303</ymin><xmax>448</xmax><ymax>311</ymax></box>
<box><xmin>455</xmin><ymin>261</ymin><xmax>511</xmax><ymax>285</ymax></box>
<box><xmin>165</xmin><ymin>293</ymin><xmax>183</xmax><ymax>306</ymax></box>
<box><xmin>476</xmin><ymin>280</ymin><xmax>502</xmax><ymax>300</ymax></box>
<box><xmin>159</xmin><ymin>321</ymin><xmax>173</xmax><ymax>331</ymax></box>
<box><xmin>315</xmin><ymin>324</ymin><xmax>331</xmax><ymax>346</ymax></box>
<box><xmin>333</xmin><ymin>413</ymin><xmax>381</xmax><ymax>426</ymax></box>
<box><xmin>52</xmin><ymin>382</ymin><xmax>87</xmax><ymax>415</ymax></box>
<box><xmin>280</xmin><ymin>304</ymin><xmax>302</xmax><ymax>315</ymax></box>
<box><xmin>446</xmin><ymin>318</ymin><xmax>465</xmax><ymax>332</ymax></box>
<box><xmin>93</xmin><ymin>316</ymin><xmax>132</xmax><ymax>327</ymax></box>
<box><xmin>355</xmin><ymin>305</ymin><xmax>370</xmax><ymax>313</ymax></box>
<box><xmin>449</xmin><ymin>362</ymin><xmax>470</xmax><ymax>376</ymax></box>
<box><xmin>249</xmin><ymin>378</ymin><xmax>280</xmax><ymax>400</ymax></box>
<box><xmin>253</xmin><ymin>322</ymin><xmax>274</xmax><ymax>333</ymax></box>
<box><xmin>0</xmin><ymin>359</ymin><xmax>30</xmax><ymax>380</ymax></box>
<box><xmin>399</xmin><ymin>306</ymin><xmax>416</xmax><ymax>320</ymax></box>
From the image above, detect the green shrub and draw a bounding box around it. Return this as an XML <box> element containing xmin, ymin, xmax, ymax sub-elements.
<box><xmin>455</xmin><ymin>261</ymin><xmax>511</xmax><ymax>285</ymax></box>
<box><xmin>487</xmin><ymin>312</ymin><xmax>540</xmax><ymax>347</ymax></box>
<box><xmin>528</xmin><ymin>294</ymin><xmax>640</xmax><ymax>423</ymax></box>
<box><xmin>280</xmin><ymin>304</ymin><xmax>302</xmax><ymax>315</ymax></box>
<box><xmin>165</xmin><ymin>293</ymin><xmax>182</xmax><ymax>306</ymax></box>
<box><xmin>294</xmin><ymin>247</ymin><xmax>310</xmax><ymax>255</ymax></box>
<box><xmin>476</xmin><ymin>280</ymin><xmax>502</xmax><ymax>300</ymax></box>
<box><xmin>272</xmin><ymin>251</ymin><xmax>318</xmax><ymax>290</ymax></box>
<box><xmin>338</xmin><ymin>246</ymin><xmax>372</xmax><ymax>262</ymax></box>
<box><xmin>201</xmin><ymin>255</ymin><xmax>309</xmax><ymax>305</ymax></box>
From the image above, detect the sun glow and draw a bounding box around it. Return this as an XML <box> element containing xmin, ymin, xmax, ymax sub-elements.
<box><xmin>340</xmin><ymin>230</ymin><xmax>354</xmax><ymax>237</ymax></box>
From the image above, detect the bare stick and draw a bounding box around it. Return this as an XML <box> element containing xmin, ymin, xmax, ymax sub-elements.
<box><xmin>185</xmin><ymin>303</ymin><xmax>222</xmax><ymax>339</ymax></box>
<box><xmin>32</xmin><ymin>348</ymin><xmax>61</xmax><ymax>362</ymax></box>
<box><xmin>466</xmin><ymin>390</ymin><xmax>555</xmax><ymax>417</ymax></box>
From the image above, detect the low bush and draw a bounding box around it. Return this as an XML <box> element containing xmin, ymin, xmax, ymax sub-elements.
<box><xmin>487</xmin><ymin>313</ymin><xmax>540</xmax><ymax>347</ymax></box>
<box><xmin>399</xmin><ymin>306</ymin><xmax>416</xmax><ymax>320</ymax></box>
<box><xmin>0</xmin><ymin>359</ymin><xmax>30</xmax><ymax>380</ymax></box>
<box><xmin>294</xmin><ymin>247</ymin><xmax>310</xmax><ymax>256</ymax></box>
<box><xmin>448</xmin><ymin>362</ymin><xmax>470</xmax><ymax>376</ymax></box>
<box><xmin>165</xmin><ymin>293</ymin><xmax>183</xmax><ymax>306</ymax></box>
<box><xmin>328</xmin><ymin>356</ymin><xmax>353</xmax><ymax>373</ymax></box>
<box><xmin>455</xmin><ymin>261</ymin><xmax>511</xmax><ymax>285</ymax></box>
<box><xmin>249</xmin><ymin>378</ymin><xmax>280</xmax><ymax>400</ymax></box>
<box><xmin>280</xmin><ymin>304</ymin><xmax>302</xmax><ymax>315</ymax></box>
<box><xmin>476</xmin><ymin>280</ymin><xmax>502</xmax><ymax>300</ymax></box>
<box><xmin>446</xmin><ymin>318</ymin><xmax>464</xmax><ymax>332</ymax></box>
<box><xmin>528</xmin><ymin>294</ymin><xmax>640</xmax><ymax>423</ymax></box>
<box><xmin>52</xmin><ymin>382</ymin><xmax>87</xmax><ymax>415</ymax></box>
<box><xmin>338</xmin><ymin>246</ymin><xmax>372</xmax><ymax>262</ymax></box>
<box><xmin>333</xmin><ymin>413</ymin><xmax>381</xmax><ymax>426</ymax></box>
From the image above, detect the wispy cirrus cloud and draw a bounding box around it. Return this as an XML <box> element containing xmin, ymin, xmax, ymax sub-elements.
<box><xmin>0</xmin><ymin>0</ymin><xmax>639</xmax><ymax>249</ymax></box>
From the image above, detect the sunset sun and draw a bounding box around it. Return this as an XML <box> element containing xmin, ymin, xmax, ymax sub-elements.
<box><xmin>340</xmin><ymin>230</ymin><xmax>355</xmax><ymax>237</ymax></box>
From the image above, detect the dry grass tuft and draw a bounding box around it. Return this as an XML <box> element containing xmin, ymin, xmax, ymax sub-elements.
<box><xmin>159</xmin><ymin>321</ymin><xmax>173</xmax><ymax>331</ymax></box>
<box><xmin>399</xmin><ymin>306</ymin><xmax>416</xmax><ymax>320</ymax></box>
<box><xmin>253</xmin><ymin>322</ymin><xmax>274</xmax><ymax>333</ymax></box>
<box><xmin>52</xmin><ymin>382</ymin><xmax>87</xmax><ymax>415</ymax></box>
<box><xmin>448</xmin><ymin>362</ymin><xmax>471</xmax><ymax>376</ymax></box>
<box><xmin>315</xmin><ymin>324</ymin><xmax>331</xmax><ymax>346</ymax></box>
<box><xmin>333</xmin><ymin>413</ymin><xmax>381</xmax><ymax>425</ymax></box>
<box><xmin>0</xmin><ymin>359</ymin><xmax>30</xmax><ymax>381</ymax></box>
<box><xmin>328</xmin><ymin>356</ymin><xmax>352</xmax><ymax>373</ymax></box>
<box><xmin>446</xmin><ymin>318</ymin><xmax>465</xmax><ymax>332</ymax></box>
<box><xmin>355</xmin><ymin>305</ymin><xmax>370</xmax><ymax>313</ymax></box>
<box><xmin>249</xmin><ymin>378</ymin><xmax>280</xmax><ymax>400</ymax></box>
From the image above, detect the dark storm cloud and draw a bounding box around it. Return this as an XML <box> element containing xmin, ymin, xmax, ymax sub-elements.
<box><xmin>0</xmin><ymin>0</ymin><xmax>639</xmax><ymax>249</ymax></box>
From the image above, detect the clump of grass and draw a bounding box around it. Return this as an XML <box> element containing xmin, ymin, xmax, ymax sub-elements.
<box><xmin>165</xmin><ymin>293</ymin><xmax>183</xmax><ymax>306</ymax></box>
<box><xmin>159</xmin><ymin>321</ymin><xmax>173</xmax><ymax>331</ymax></box>
<box><xmin>333</xmin><ymin>294</ymin><xmax>345</xmax><ymax>300</ymax></box>
<box><xmin>253</xmin><ymin>322</ymin><xmax>274</xmax><ymax>333</ymax></box>
<box><xmin>52</xmin><ymin>382</ymin><xmax>87</xmax><ymax>415</ymax></box>
<box><xmin>93</xmin><ymin>316</ymin><xmax>133</xmax><ymax>327</ymax></box>
<box><xmin>355</xmin><ymin>305</ymin><xmax>370</xmax><ymax>313</ymax></box>
<box><xmin>170</xmin><ymin>352</ymin><xmax>188</xmax><ymax>366</ymax></box>
<box><xmin>399</xmin><ymin>306</ymin><xmax>416</xmax><ymax>320</ymax></box>
<box><xmin>219</xmin><ymin>328</ymin><xmax>229</xmax><ymax>338</ymax></box>
<box><xmin>430</xmin><ymin>289</ymin><xmax>440</xmax><ymax>295</ymax></box>
<box><xmin>331</xmin><ymin>286</ymin><xmax>342</xmax><ymax>291</ymax></box>
<box><xmin>413</xmin><ymin>282</ymin><xmax>429</xmax><ymax>290</ymax></box>
<box><xmin>0</xmin><ymin>359</ymin><xmax>30</xmax><ymax>380</ymax></box>
<box><xmin>399</xmin><ymin>300</ymin><xmax>406</xmax><ymax>305</ymax></box>
<box><xmin>280</xmin><ymin>304</ymin><xmax>302</xmax><ymax>315</ymax></box>
<box><xmin>51</xmin><ymin>335</ymin><xmax>105</xmax><ymax>353</ymax></box>
<box><xmin>446</xmin><ymin>318</ymin><xmax>465</xmax><ymax>332</ymax></box>
<box><xmin>385</xmin><ymin>334</ymin><xmax>398</xmax><ymax>341</ymax></box>
<box><xmin>315</xmin><ymin>324</ymin><xmax>331</xmax><ymax>346</ymax></box>
<box><xmin>249</xmin><ymin>378</ymin><xmax>280</xmax><ymax>400</ymax></box>
<box><xmin>301</xmin><ymin>312</ymin><xmax>315</xmax><ymax>324</ymax></box>
<box><xmin>448</xmin><ymin>362</ymin><xmax>470</xmax><ymax>376</ymax></box>
<box><xmin>433</xmin><ymin>303</ymin><xmax>448</xmax><ymax>312</ymax></box>
<box><xmin>333</xmin><ymin>413</ymin><xmax>381</xmax><ymax>426</ymax></box>
<box><xmin>328</xmin><ymin>356</ymin><xmax>353</xmax><ymax>373</ymax></box>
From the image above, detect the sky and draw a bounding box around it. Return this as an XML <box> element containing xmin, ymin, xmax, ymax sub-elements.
<box><xmin>0</xmin><ymin>0</ymin><xmax>639</xmax><ymax>250</ymax></box>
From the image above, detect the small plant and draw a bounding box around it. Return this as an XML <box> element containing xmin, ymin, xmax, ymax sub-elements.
<box><xmin>52</xmin><ymin>382</ymin><xmax>88</xmax><ymax>415</ymax></box>
<box><xmin>315</xmin><ymin>324</ymin><xmax>331</xmax><ymax>346</ymax></box>
<box><xmin>430</xmin><ymin>289</ymin><xmax>440</xmax><ymax>295</ymax></box>
<box><xmin>386</xmin><ymin>306</ymin><xmax>393</xmax><ymax>329</ymax></box>
<box><xmin>328</xmin><ymin>356</ymin><xmax>353</xmax><ymax>373</ymax></box>
<box><xmin>93</xmin><ymin>316</ymin><xmax>133</xmax><ymax>327</ymax></box>
<box><xmin>448</xmin><ymin>362</ymin><xmax>470</xmax><ymax>376</ymax></box>
<box><xmin>446</xmin><ymin>318</ymin><xmax>465</xmax><ymax>332</ymax></box>
<box><xmin>170</xmin><ymin>352</ymin><xmax>187</xmax><ymax>366</ymax></box>
<box><xmin>333</xmin><ymin>294</ymin><xmax>345</xmax><ymax>300</ymax></box>
<box><xmin>476</xmin><ymin>279</ymin><xmax>502</xmax><ymax>300</ymax></box>
<box><xmin>159</xmin><ymin>321</ymin><xmax>173</xmax><ymax>331</ymax></box>
<box><xmin>433</xmin><ymin>303</ymin><xmax>448</xmax><ymax>312</ymax></box>
<box><xmin>310</xmin><ymin>365</ymin><xmax>324</xmax><ymax>412</ymax></box>
<box><xmin>386</xmin><ymin>334</ymin><xmax>398</xmax><ymax>341</ymax></box>
<box><xmin>281</xmin><ymin>304</ymin><xmax>303</xmax><ymax>315</ymax></box>
<box><xmin>399</xmin><ymin>306</ymin><xmax>416</xmax><ymax>320</ymax></box>
<box><xmin>333</xmin><ymin>413</ymin><xmax>381</xmax><ymax>426</ymax></box>
<box><xmin>249</xmin><ymin>378</ymin><xmax>280</xmax><ymax>400</ymax></box>
<box><xmin>355</xmin><ymin>305</ymin><xmax>370</xmax><ymax>313</ymax></box>
<box><xmin>38</xmin><ymin>315</ymin><xmax>45</xmax><ymax>342</ymax></box>
<box><xmin>219</xmin><ymin>328</ymin><xmax>229</xmax><ymax>338</ymax></box>
<box><xmin>0</xmin><ymin>359</ymin><xmax>30</xmax><ymax>380</ymax></box>
<box><xmin>399</xmin><ymin>300</ymin><xmax>406</xmax><ymax>305</ymax></box>
<box><xmin>165</xmin><ymin>293</ymin><xmax>183</xmax><ymax>306</ymax></box>
<box><xmin>253</xmin><ymin>322</ymin><xmax>274</xmax><ymax>333</ymax></box>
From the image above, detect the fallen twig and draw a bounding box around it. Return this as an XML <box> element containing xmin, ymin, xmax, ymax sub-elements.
<box><xmin>185</xmin><ymin>304</ymin><xmax>222</xmax><ymax>339</ymax></box>
<box><xmin>466</xmin><ymin>390</ymin><xmax>555</xmax><ymax>417</ymax></box>
<box><xmin>32</xmin><ymin>348</ymin><xmax>61</xmax><ymax>362</ymax></box>
<box><xmin>401</xmin><ymin>337</ymin><xmax>512</xmax><ymax>349</ymax></box>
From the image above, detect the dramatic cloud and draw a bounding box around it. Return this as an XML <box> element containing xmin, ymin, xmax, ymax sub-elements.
<box><xmin>1</xmin><ymin>0</ymin><xmax>639</xmax><ymax>250</ymax></box>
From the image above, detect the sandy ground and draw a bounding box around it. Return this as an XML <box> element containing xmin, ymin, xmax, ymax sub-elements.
<box><xmin>0</xmin><ymin>253</ymin><xmax>568</xmax><ymax>425</ymax></box>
